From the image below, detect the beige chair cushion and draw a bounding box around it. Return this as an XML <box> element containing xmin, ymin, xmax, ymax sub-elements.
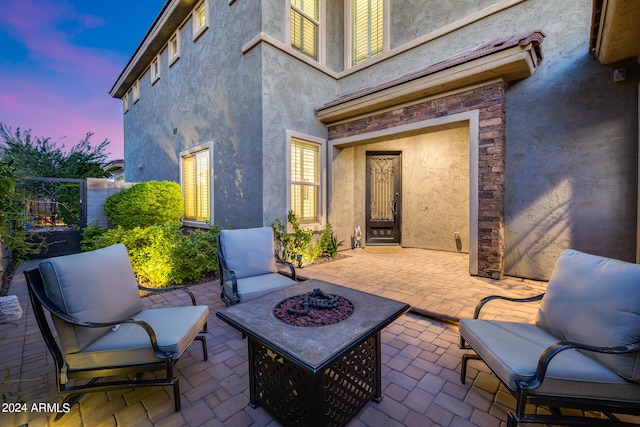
<box><xmin>65</xmin><ymin>305</ymin><xmax>209</xmax><ymax>369</ymax></box>
<box><xmin>535</xmin><ymin>249</ymin><xmax>640</xmax><ymax>383</ymax></box>
<box><xmin>38</xmin><ymin>244</ymin><xmax>144</xmax><ymax>353</ymax></box>
<box><xmin>220</xmin><ymin>227</ymin><xmax>277</xmax><ymax>279</ymax></box>
<box><xmin>460</xmin><ymin>319</ymin><xmax>640</xmax><ymax>402</ymax></box>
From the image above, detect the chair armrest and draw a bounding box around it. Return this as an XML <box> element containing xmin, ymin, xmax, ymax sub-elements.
<box><xmin>138</xmin><ymin>285</ymin><xmax>198</xmax><ymax>306</ymax></box>
<box><xmin>31</xmin><ymin>286</ymin><xmax>172</xmax><ymax>359</ymax></box>
<box><xmin>222</xmin><ymin>269</ymin><xmax>240</xmax><ymax>304</ymax></box>
<box><xmin>518</xmin><ymin>340</ymin><xmax>640</xmax><ymax>391</ymax></box>
<box><xmin>275</xmin><ymin>252</ymin><xmax>297</xmax><ymax>280</ymax></box>
<box><xmin>473</xmin><ymin>293</ymin><xmax>544</xmax><ymax>319</ymax></box>
<box><xmin>217</xmin><ymin>254</ymin><xmax>240</xmax><ymax>304</ymax></box>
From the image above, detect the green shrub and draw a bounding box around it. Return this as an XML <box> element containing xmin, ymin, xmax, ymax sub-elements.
<box><xmin>81</xmin><ymin>222</ymin><xmax>222</xmax><ymax>288</ymax></box>
<box><xmin>80</xmin><ymin>220</ymin><xmax>107</xmax><ymax>252</ymax></box>
<box><xmin>272</xmin><ymin>210</ymin><xmax>322</xmax><ymax>267</ymax></box>
<box><xmin>319</xmin><ymin>222</ymin><xmax>343</xmax><ymax>257</ymax></box>
<box><xmin>104</xmin><ymin>181</ymin><xmax>183</xmax><ymax>229</ymax></box>
<box><xmin>170</xmin><ymin>223</ymin><xmax>222</xmax><ymax>284</ymax></box>
<box><xmin>272</xmin><ymin>216</ymin><xmax>293</xmax><ymax>261</ymax></box>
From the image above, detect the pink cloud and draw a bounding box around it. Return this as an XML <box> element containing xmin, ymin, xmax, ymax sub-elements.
<box><xmin>0</xmin><ymin>0</ymin><xmax>125</xmax><ymax>159</ymax></box>
<box><xmin>0</xmin><ymin>70</ymin><xmax>124</xmax><ymax>159</ymax></box>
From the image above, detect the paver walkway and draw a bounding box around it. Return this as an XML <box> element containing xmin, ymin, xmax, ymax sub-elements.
<box><xmin>298</xmin><ymin>248</ymin><xmax>546</xmax><ymax>324</ymax></box>
<box><xmin>0</xmin><ymin>248</ymin><xmax>626</xmax><ymax>426</ymax></box>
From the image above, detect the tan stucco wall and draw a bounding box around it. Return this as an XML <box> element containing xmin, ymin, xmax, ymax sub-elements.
<box><xmin>330</xmin><ymin>126</ymin><xmax>469</xmax><ymax>252</ymax></box>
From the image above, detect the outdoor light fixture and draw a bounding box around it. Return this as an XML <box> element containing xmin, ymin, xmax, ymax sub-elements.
<box><xmin>613</xmin><ymin>68</ymin><xmax>626</xmax><ymax>82</ymax></box>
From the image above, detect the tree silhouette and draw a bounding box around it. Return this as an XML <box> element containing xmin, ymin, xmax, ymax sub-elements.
<box><xmin>0</xmin><ymin>123</ymin><xmax>111</xmax><ymax>179</ymax></box>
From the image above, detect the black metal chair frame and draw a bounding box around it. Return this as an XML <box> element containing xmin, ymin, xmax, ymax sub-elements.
<box><xmin>24</xmin><ymin>268</ymin><xmax>208</xmax><ymax>419</ymax></box>
<box><xmin>460</xmin><ymin>294</ymin><xmax>640</xmax><ymax>426</ymax></box>
<box><xmin>216</xmin><ymin>233</ymin><xmax>296</xmax><ymax>306</ymax></box>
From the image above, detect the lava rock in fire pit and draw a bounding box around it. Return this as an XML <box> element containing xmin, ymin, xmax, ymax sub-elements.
<box><xmin>274</xmin><ymin>289</ymin><xmax>354</xmax><ymax>327</ymax></box>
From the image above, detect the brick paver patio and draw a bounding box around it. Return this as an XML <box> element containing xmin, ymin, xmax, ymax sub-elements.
<box><xmin>1</xmin><ymin>248</ymin><xmax>627</xmax><ymax>426</ymax></box>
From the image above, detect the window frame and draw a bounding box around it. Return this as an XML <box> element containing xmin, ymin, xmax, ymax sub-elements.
<box><xmin>286</xmin><ymin>130</ymin><xmax>326</xmax><ymax>230</ymax></box>
<box><xmin>345</xmin><ymin>0</ymin><xmax>390</xmax><ymax>68</ymax></box>
<box><xmin>180</xmin><ymin>141</ymin><xmax>214</xmax><ymax>228</ymax></box>
<box><xmin>132</xmin><ymin>79</ymin><xmax>140</xmax><ymax>103</ymax></box>
<box><xmin>287</xmin><ymin>0</ymin><xmax>325</xmax><ymax>64</ymax></box>
<box><xmin>150</xmin><ymin>55</ymin><xmax>161</xmax><ymax>83</ymax></box>
<box><xmin>192</xmin><ymin>0</ymin><xmax>209</xmax><ymax>41</ymax></box>
<box><xmin>123</xmin><ymin>92</ymin><xmax>129</xmax><ymax>113</ymax></box>
<box><xmin>168</xmin><ymin>31</ymin><xmax>180</xmax><ymax>66</ymax></box>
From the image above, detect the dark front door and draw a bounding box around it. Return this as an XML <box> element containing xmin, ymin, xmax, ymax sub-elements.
<box><xmin>366</xmin><ymin>152</ymin><xmax>401</xmax><ymax>245</ymax></box>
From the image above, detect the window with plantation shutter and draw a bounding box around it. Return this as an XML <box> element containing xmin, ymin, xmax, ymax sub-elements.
<box><xmin>182</xmin><ymin>147</ymin><xmax>210</xmax><ymax>222</ymax></box>
<box><xmin>290</xmin><ymin>0</ymin><xmax>319</xmax><ymax>60</ymax></box>
<box><xmin>291</xmin><ymin>138</ymin><xmax>319</xmax><ymax>223</ymax></box>
<box><xmin>352</xmin><ymin>0</ymin><xmax>384</xmax><ymax>65</ymax></box>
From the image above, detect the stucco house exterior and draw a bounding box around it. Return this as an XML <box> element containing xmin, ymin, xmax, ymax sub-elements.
<box><xmin>110</xmin><ymin>0</ymin><xmax>639</xmax><ymax>281</ymax></box>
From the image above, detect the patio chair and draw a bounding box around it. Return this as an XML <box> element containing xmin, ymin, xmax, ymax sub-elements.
<box><xmin>459</xmin><ymin>249</ymin><xmax>640</xmax><ymax>426</ymax></box>
<box><xmin>216</xmin><ymin>226</ymin><xmax>297</xmax><ymax>305</ymax></box>
<box><xmin>24</xmin><ymin>243</ymin><xmax>209</xmax><ymax>417</ymax></box>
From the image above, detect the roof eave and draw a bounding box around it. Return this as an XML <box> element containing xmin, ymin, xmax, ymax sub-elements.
<box><xmin>109</xmin><ymin>0</ymin><xmax>196</xmax><ymax>99</ymax></box>
<box><xmin>316</xmin><ymin>40</ymin><xmax>543</xmax><ymax>124</ymax></box>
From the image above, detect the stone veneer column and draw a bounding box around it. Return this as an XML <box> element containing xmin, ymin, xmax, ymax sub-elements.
<box><xmin>327</xmin><ymin>82</ymin><xmax>506</xmax><ymax>279</ymax></box>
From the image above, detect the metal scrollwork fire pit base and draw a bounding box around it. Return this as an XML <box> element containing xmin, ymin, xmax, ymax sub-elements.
<box><xmin>250</xmin><ymin>336</ymin><xmax>378</xmax><ymax>427</ymax></box>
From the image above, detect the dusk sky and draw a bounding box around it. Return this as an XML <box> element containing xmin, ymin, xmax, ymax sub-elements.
<box><xmin>0</xmin><ymin>0</ymin><xmax>166</xmax><ymax>160</ymax></box>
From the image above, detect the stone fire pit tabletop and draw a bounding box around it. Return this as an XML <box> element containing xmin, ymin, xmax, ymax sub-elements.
<box><xmin>216</xmin><ymin>279</ymin><xmax>410</xmax><ymax>372</ymax></box>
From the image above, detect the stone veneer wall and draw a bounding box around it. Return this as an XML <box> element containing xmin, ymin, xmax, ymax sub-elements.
<box><xmin>327</xmin><ymin>82</ymin><xmax>507</xmax><ymax>279</ymax></box>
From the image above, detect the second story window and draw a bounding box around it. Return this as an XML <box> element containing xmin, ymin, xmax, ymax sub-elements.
<box><xmin>193</xmin><ymin>0</ymin><xmax>209</xmax><ymax>41</ymax></box>
<box><xmin>351</xmin><ymin>0</ymin><xmax>384</xmax><ymax>66</ymax></box>
<box><xmin>169</xmin><ymin>33</ymin><xmax>180</xmax><ymax>66</ymax></box>
<box><xmin>132</xmin><ymin>79</ymin><xmax>140</xmax><ymax>103</ymax></box>
<box><xmin>290</xmin><ymin>0</ymin><xmax>319</xmax><ymax>60</ymax></box>
<box><xmin>151</xmin><ymin>56</ymin><xmax>160</xmax><ymax>83</ymax></box>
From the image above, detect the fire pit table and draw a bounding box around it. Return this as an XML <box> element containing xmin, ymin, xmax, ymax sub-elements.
<box><xmin>216</xmin><ymin>279</ymin><xmax>410</xmax><ymax>427</ymax></box>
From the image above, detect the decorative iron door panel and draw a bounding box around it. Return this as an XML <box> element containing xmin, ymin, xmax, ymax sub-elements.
<box><xmin>366</xmin><ymin>152</ymin><xmax>401</xmax><ymax>245</ymax></box>
<box><xmin>18</xmin><ymin>177</ymin><xmax>86</xmax><ymax>257</ymax></box>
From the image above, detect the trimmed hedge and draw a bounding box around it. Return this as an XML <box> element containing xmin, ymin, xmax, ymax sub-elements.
<box><xmin>104</xmin><ymin>181</ymin><xmax>183</xmax><ymax>229</ymax></box>
<box><xmin>81</xmin><ymin>222</ymin><xmax>222</xmax><ymax>288</ymax></box>
<box><xmin>83</xmin><ymin>180</ymin><xmax>222</xmax><ymax>288</ymax></box>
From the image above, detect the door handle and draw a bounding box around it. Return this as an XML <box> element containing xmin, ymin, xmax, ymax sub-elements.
<box><xmin>391</xmin><ymin>193</ymin><xmax>398</xmax><ymax>218</ymax></box>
